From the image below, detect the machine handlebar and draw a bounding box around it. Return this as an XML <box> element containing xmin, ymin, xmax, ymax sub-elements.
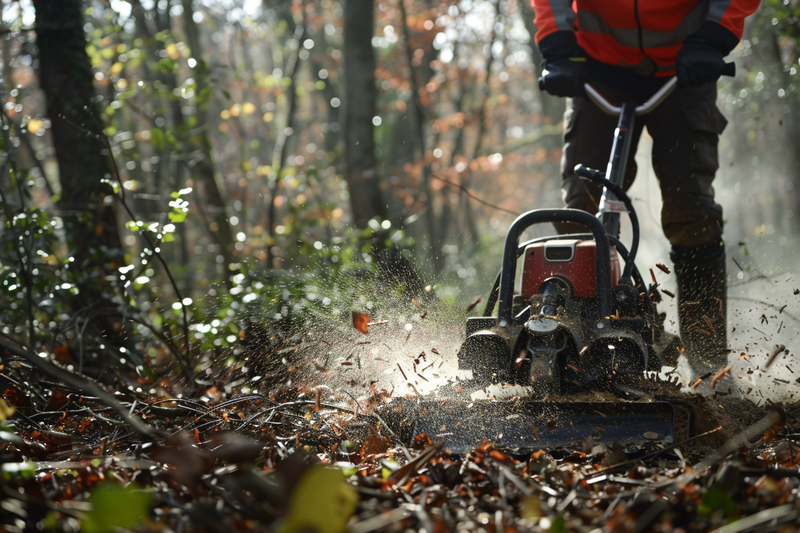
<box><xmin>539</xmin><ymin>62</ymin><xmax>735</xmax><ymax>116</ymax></box>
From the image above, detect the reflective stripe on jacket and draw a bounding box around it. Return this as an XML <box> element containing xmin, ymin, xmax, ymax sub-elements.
<box><xmin>533</xmin><ymin>0</ymin><xmax>760</xmax><ymax>76</ymax></box>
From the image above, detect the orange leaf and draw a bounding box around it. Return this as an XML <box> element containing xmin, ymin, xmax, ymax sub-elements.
<box><xmin>54</xmin><ymin>345</ymin><xmax>73</xmax><ymax>364</ymax></box>
<box><xmin>352</xmin><ymin>311</ymin><xmax>370</xmax><ymax>334</ymax></box>
<box><xmin>361</xmin><ymin>431</ymin><xmax>392</xmax><ymax>456</ymax></box>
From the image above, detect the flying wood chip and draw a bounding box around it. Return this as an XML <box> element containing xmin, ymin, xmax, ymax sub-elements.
<box><xmin>711</xmin><ymin>365</ymin><xmax>731</xmax><ymax>388</ymax></box>
<box><xmin>655</xmin><ymin>263</ymin><xmax>671</xmax><ymax>274</ymax></box>
<box><xmin>352</xmin><ymin>311</ymin><xmax>370</xmax><ymax>334</ymax></box>
<box><xmin>466</xmin><ymin>297</ymin><xmax>482</xmax><ymax>312</ymax></box>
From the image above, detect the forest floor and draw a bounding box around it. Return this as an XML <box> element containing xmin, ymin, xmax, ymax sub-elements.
<box><xmin>1</xmin><ymin>311</ymin><xmax>800</xmax><ymax>533</ymax></box>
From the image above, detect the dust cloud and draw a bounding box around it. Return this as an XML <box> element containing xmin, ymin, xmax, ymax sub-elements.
<box><xmin>256</xmin><ymin>267</ymin><xmax>472</xmax><ymax>409</ymax></box>
<box><xmin>624</xmin><ymin>100</ymin><xmax>800</xmax><ymax>403</ymax></box>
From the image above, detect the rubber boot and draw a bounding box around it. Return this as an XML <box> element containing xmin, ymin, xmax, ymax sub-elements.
<box><xmin>671</xmin><ymin>239</ymin><xmax>728</xmax><ymax>377</ymax></box>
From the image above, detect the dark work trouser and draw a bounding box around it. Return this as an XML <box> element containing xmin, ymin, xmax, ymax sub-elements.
<box><xmin>558</xmin><ymin>82</ymin><xmax>728</xmax><ymax>371</ymax></box>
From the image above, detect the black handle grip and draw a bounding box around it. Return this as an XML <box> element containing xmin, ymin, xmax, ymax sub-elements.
<box><xmin>541</xmin><ymin>62</ymin><xmax>736</xmax><ymax>94</ymax></box>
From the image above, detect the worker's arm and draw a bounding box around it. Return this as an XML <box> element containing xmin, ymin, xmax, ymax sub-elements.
<box><xmin>678</xmin><ymin>0</ymin><xmax>761</xmax><ymax>86</ymax></box>
<box><xmin>531</xmin><ymin>0</ymin><xmax>576</xmax><ymax>43</ymax></box>
<box><xmin>708</xmin><ymin>0</ymin><xmax>762</xmax><ymax>45</ymax></box>
<box><xmin>531</xmin><ymin>0</ymin><xmax>585</xmax><ymax>97</ymax></box>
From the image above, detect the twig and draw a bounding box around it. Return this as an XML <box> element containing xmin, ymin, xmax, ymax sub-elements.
<box><xmin>0</xmin><ymin>101</ymin><xmax>36</xmax><ymax>347</ymax></box>
<box><xmin>589</xmin><ymin>425</ymin><xmax>724</xmax><ymax>476</ymax></box>
<box><xmin>765</xmin><ymin>344</ymin><xmax>787</xmax><ymax>368</ymax></box>
<box><xmin>102</xmin><ymin>145</ymin><xmax>193</xmax><ymax>372</ymax></box>
<box><xmin>0</xmin><ymin>334</ymin><xmax>166</xmax><ymax>439</ymax></box>
<box><xmin>431</xmin><ymin>173</ymin><xmax>520</xmax><ymax>216</ymax></box>
<box><xmin>708</xmin><ymin>504</ymin><xmax>796</xmax><ymax>533</ymax></box>
<box><xmin>667</xmin><ymin>407</ymin><xmax>786</xmax><ymax>491</ymax></box>
<box><xmin>56</xmin><ymin>110</ymin><xmax>194</xmax><ymax>373</ymax></box>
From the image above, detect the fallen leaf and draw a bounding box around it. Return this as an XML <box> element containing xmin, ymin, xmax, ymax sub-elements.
<box><xmin>82</xmin><ymin>481</ymin><xmax>152</xmax><ymax>533</ymax></box>
<box><xmin>0</xmin><ymin>398</ymin><xmax>15</xmax><ymax>421</ymax></box>
<box><xmin>361</xmin><ymin>429</ymin><xmax>392</xmax><ymax>456</ymax></box>
<box><xmin>279</xmin><ymin>464</ymin><xmax>357</xmax><ymax>533</ymax></box>
<box><xmin>352</xmin><ymin>311</ymin><xmax>370</xmax><ymax>334</ymax></box>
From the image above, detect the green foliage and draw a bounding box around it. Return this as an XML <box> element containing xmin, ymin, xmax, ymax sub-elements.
<box><xmin>548</xmin><ymin>514</ymin><xmax>567</xmax><ymax>533</ymax></box>
<box><xmin>278</xmin><ymin>465</ymin><xmax>357</xmax><ymax>533</ymax></box>
<box><xmin>699</xmin><ymin>488</ymin><xmax>739</xmax><ymax>518</ymax></box>
<box><xmin>82</xmin><ymin>481</ymin><xmax>152</xmax><ymax>533</ymax></box>
<box><xmin>1</xmin><ymin>461</ymin><xmax>36</xmax><ymax>481</ymax></box>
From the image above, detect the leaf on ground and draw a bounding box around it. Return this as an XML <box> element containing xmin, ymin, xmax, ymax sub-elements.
<box><xmin>700</xmin><ymin>488</ymin><xmax>738</xmax><ymax>516</ymax></box>
<box><xmin>520</xmin><ymin>495</ymin><xmax>543</xmax><ymax>521</ymax></box>
<box><xmin>82</xmin><ymin>481</ymin><xmax>152</xmax><ymax>533</ymax></box>
<box><xmin>549</xmin><ymin>514</ymin><xmax>567</xmax><ymax>533</ymax></box>
<box><xmin>207</xmin><ymin>432</ymin><xmax>264</xmax><ymax>465</ymax></box>
<box><xmin>279</xmin><ymin>464</ymin><xmax>357</xmax><ymax>533</ymax></box>
<box><xmin>360</xmin><ymin>429</ymin><xmax>391</xmax><ymax>457</ymax></box>
<box><xmin>0</xmin><ymin>398</ymin><xmax>15</xmax><ymax>421</ymax></box>
<box><xmin>151</xmin><ymin>431</ymin><xmax>212</xmax><ymax>486</ymax></box>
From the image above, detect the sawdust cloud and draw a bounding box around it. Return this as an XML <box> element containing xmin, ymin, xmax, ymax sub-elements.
<box><xmin>242</xmin><ymin>261</ymin><xmax>474</xmax><ymax>408</ymax></box>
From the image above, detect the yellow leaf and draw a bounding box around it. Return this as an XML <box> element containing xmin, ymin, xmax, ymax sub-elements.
<box><xmin>520</xmin><ymin>495</ymin><xmax>543</xmax><ymax>522</ymax></box>
<box><xmin>279</xmin><ymin>465</ymin><xmax>357</xmax><ymax>533</ymax></box>
<box><xmin>0</xmin><ymin>398</ymin><xmax>15</xmax><ymax>421</ymax></box>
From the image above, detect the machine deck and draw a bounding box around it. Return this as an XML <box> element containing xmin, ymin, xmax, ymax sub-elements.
<box><xmin>403</xmin><ymin>399</ymin><xmax>675</xmax><ymax>453</ymax></box>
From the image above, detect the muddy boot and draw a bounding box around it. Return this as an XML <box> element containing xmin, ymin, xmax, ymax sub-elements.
<box><xmin>671</xmin><ymin>239</ymin><xmax>728</xmax><ymax>377</ymax></box>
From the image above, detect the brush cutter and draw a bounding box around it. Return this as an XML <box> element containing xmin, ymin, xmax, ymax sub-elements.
<box><xmin>386</xmin><ymin>78</ymin><xmax>697</xmax><ymax>453</ymax></box>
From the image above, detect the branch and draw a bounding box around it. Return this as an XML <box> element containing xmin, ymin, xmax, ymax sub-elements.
<box><xmin>475</xmin><ymin>124</ymin><xmax>563</xmax><ymax>157</ymax></box>
<box><xmin>431</xmin><ymin>173</ymin><xmax>519</xmax><ymax>216</ymax></box>
<box><xmin>0</xmin><ymin>334</ymin><xmax>166</xmax><ymax>439</ymax></box>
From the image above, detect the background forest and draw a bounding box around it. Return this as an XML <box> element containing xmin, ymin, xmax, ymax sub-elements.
<box><xmin>0</xmin><ymin>0</ymin><xmax>799</xmax><ymax>401</ymax></box>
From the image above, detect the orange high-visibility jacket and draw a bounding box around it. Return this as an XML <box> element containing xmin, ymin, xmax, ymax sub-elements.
<box><xmin>533</xmin><ymin>0</ymin><xmax>760</xmax><ymax>76</ymax></box>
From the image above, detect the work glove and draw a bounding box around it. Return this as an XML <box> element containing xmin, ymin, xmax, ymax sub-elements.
<box><xmin>676</xmin><ymin>21</ymin><xmax>739</xmax><ymax>87</ymax></box>
<box><xmin>537</xmin><ymin>31</ymin><xmax>588</xmax><ymax>98</ymax></box>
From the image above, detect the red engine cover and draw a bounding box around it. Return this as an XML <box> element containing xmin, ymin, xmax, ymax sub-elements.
<box><xmin>520</xmin><ymin>239</ymin><xmax>620</xmax><ymax>299</ymax></box>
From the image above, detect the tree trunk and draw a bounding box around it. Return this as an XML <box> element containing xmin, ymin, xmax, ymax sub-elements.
<box><xmin>181</xmin><ymin>0</ymin><xmax>237</xmax><ymax>277</ymax></box>
<box><xmin>34</xmin><ymin>0</ymin><xmax>126</xmax><ymax>343</ymax></box>
<box><xmin>342</xmin><ymin>0</ymin><xmax>385</xmax><ymax>229</ymax></box>
<box><xmin>398</xmin><ymin>0</ymin><xmax>441</xmax><ymax>270</ymax></box>
<box><xmin>266</xmin><ymin>17</ymin><xmax>306</xmax><ymax>268</ymax></box>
